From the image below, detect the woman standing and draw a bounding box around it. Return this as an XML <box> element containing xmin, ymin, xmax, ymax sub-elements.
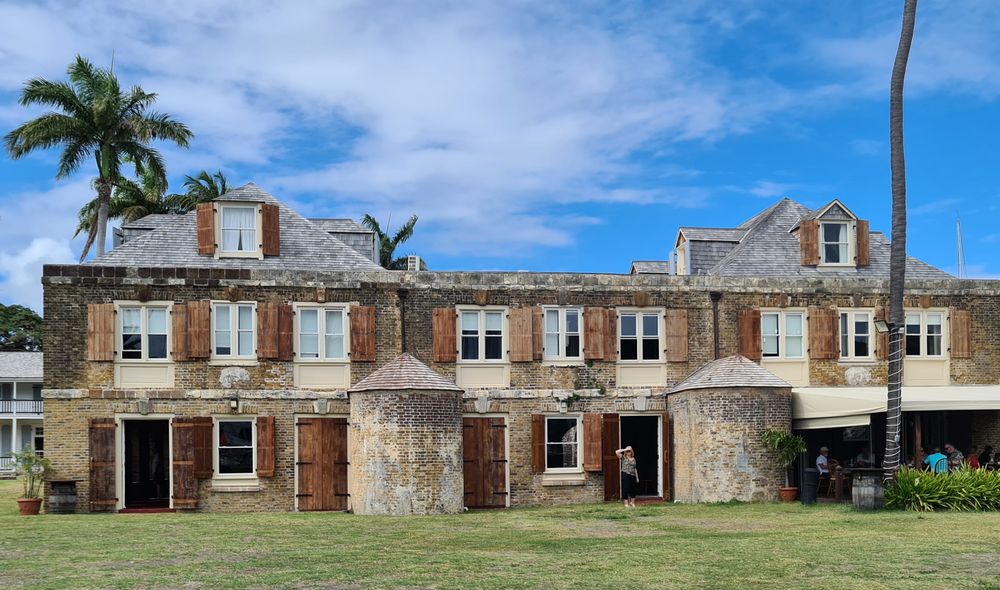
<box><xmin>616</xmin><ymin>446</ymin><xmax>638</xmax><ymax>508</ymax></box>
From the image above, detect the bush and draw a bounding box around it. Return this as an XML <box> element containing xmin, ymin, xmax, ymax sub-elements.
<box><xmin>885</xmin><ymin>466</ymin><xmax>1000</xmax><ymax>511</ymax></box>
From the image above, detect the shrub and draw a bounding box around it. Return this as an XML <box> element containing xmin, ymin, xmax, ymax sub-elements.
<box><xmin>885</xmin><ymin>466</ymin><xmax>1000</xmax><ymax>511</ymax></box>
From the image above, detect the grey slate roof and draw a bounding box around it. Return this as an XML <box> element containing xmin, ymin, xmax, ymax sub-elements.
<box><xmin>308</xmin><ymin>219</ymin><xmax>370</xmax><ymax>233</ymax></box>
<box><xmin>631</xmin><ymin>261</ymin><xmax>671</xmax><ymax>274</ymax></box>
<box><xmin>668</xmin><ymin>355</ymin><xmax>789</xmax><ymax>394</ymax></box>
<box><xmin>678</xmin><ymin>227</ymin><xmax>746</xmax><ymax>242</ymax></box>
<box><xmin>0</xmin><ymin>352</ymin><xmax>43</xmax><ymax>380</ymax></box>
<box><xmin>91</xmin><ymin>184</ymin><xmax>381</xmax><ymax>271</ymax></box>
<box><xmin>120</xmin><ymin>214</ymin><xmax>179</xmax><ymax>230</ymax></box>
<box><xmin>349</xmin><ymin>354</ymin><xmax>463</xmax><ymax>393</ymax></box>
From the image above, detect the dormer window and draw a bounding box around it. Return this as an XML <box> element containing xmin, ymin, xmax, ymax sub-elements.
<box><xmin>820</xmin><ymin>222</ymin><xmax>850</xmax><ymax>265</ymax></box>
<box><xmin>220</xmin><ymin>206</ymin><xmax>257</xmax><ymax>254</ymax></box>
<box><xmin>196</xmin><ymin>201</ymin><xmax>280</xmax><ymax>258</ymax></box>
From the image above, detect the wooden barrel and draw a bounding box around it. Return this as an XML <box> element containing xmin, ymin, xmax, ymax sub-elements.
<box><xmin>852</xmin><ymin>474</ymin><xmax>884</xmax><ymax>511</ymax></box>
<box><xmin>47</xmin><ymin>480</ymin><xmax>79</xmax><ymax>514</ymax></box>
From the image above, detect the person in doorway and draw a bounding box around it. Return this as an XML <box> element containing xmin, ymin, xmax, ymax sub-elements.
<box><xmin>923</xmin><ymin>447</ymin><xmax>948</xmax><ymax>474</ymax></box>
<box><xmin>944</xmin><ymin>443</ymin><xmax>964</xmax><ymax>471</ymax></box>
<box><xmin>615</xmin><ymin>446</ymin><xmax>638</xmax><ymax>508</ymax></box>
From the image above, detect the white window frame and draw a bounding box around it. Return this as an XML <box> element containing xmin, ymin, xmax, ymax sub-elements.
<box><xmin>839</xmin><ymin>310</ymin><xmax>873</xmax><ymax>361</ymax></box>
<box><xmin>618</xmin><ymin>308</ymin><xmax>664</xmax><ymax>363</ymax></box>
<box><xmin>211</xmin><ymin>302</ymin><xmax>257</xmax><ymax>360</ymax></box>
<box><xmin>542</xmin><ymin>307</ymin><xmax>583</xmax><ymax>362</ymax></box>
<box><xmin>115</xmin><ymin>302</ymin><xmax>173</xmax><ymax>363</ymax></box>
<box><xmin>214</xmin><ymin>417</ymin><xmax>257</xmax><ymax>479</ymax></box>
<box><xmin>216</xmin><ymin>203</ymin><xmax>263</xmax><ymax>259</ymax></box>
<box><xmin>544</xmin><ymin>414</ymin><xmax>582</xmax><ymax>473</ymax></box>
<box><xmin>457</xmin><ymin>306</ymin><xmax>507</xmax><ymax>364</ymax></box>
<box><xmin>819</xmin><ymin>221</ymin><xmax>853</xmax><ymax>266</ymax></box>
<box><xmin>761</xmin><ymin>310</ymin><xmax>806</xmax><ymax>360</ymax></box>
<box><xmin>904</xmin><ymin>310</ymin><xmax>946</xmax><ymax>358</ymax></box>
<box><xmin>293</xmin><ymin>304</ymin><xmax>350</xmax><ymax>363</ymax></box>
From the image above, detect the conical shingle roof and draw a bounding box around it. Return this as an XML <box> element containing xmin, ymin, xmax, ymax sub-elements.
<box><xmin>668</xmin><ymin>355</ymin><xmax>789</xmax><ymax>394</ymax></box>
<box><xmin>349</xmin><ymin>353</ymin><xmax>463</xmax><ymax>393</ymax></box>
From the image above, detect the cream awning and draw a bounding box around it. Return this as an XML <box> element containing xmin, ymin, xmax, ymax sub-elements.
<box><xmin>791</xmin><ymin>386</ymin><xmax>1000</xmax><ymax>430</ymax></box>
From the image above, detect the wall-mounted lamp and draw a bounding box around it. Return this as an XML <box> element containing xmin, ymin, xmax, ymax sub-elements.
<box><xmin>873</xmin><ymin>319</ymin><xmax>893</xmax><ymax>334</ymax></box>
<box><xmin>227</xmin><ymin>395</ymin><xmax>239</xmax><ymax>413</ymax></box>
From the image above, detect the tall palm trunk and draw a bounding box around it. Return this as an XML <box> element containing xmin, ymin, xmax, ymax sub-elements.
<box><xmin>884</xmin><ymin>0</ymin><xmax>918</xmax><ymax>485</ymax></box>
<box><xmin>95</xmin><ymin>178</ymin><xmax>112</xmax><ymax>258</ymax></box>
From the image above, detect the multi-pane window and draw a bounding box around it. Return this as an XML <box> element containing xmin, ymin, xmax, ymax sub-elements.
<box><xmin>545</xmin><ymin>416</ymin><xmax>581</xmax><ymax>471</ymax></box>
<box><xmin>839</xmin><ymin>311</ymin><xmax>872</xmax><ymax>359</ymax></box>
<box><xmin>220</xmin><ymin>205</ymin><xmax>257</xmax><ymax>253</ymax></box>
<box><xmin>820</xmin><ymin>222</ymin><xmax>850</xmax><ymax>264</ymax></box>
<box><xmin>216</xmin><ymin>419</ymin><xmax>254</xmax><ymax>476</ymax></box>
<box><xmin>543</xmin><ymin>308</ymin><xmax>582</xmax><ymax>361</ymax></box>
<box><xmin>298</xmin><ymin>307</ymin><xmax>346</xmax><ymax>361</ymax></box>
<box><xmin>619</xmin><ymin>312</ymin><xmax>661</xmax><ymax>361</ymax></box>
<box><xmin>119</xmin><ymin>306</ymin><xmax>168</xmax><ymax>361</ymax></box>
<box><xmin>213</xmin><ymin>303</ymin><xmax>255</xmax><ymax>358</ymax></box>
<box><xmin>905</xmin><ymin>311</ymin><xmax>944</xmax><ymax>357</ymax></box>
<box><xmin>459</xmin><ymin>309</ymin><xmax>505</xmax><ymax>361</ymax></box>
<box><xmin>762</xmin><ymin>311</ymin><xmax>804</xmax><ymax>359</ymax></box>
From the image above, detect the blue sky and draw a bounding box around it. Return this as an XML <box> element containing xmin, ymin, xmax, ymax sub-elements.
<box><xmin>1</xmin><ymin>1</ymin><xmax>998</xmax><ymax>312</ymax></box>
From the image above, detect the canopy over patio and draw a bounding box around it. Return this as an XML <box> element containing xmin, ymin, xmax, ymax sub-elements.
<box><xmin>792</xmin><ymin>386</ymin><xmax>1000</xmax><ymax>430</ymax></box>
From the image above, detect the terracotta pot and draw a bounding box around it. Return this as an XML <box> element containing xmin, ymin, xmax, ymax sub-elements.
<box><xmin>17</xmin><ymin>498</ymin><xmax>42</xmax><ymax>516</ymax></box>
<box><xmin>778</xmin><ymin>487</ymin><xmax>798</xmax><ymax>503</ymax></box>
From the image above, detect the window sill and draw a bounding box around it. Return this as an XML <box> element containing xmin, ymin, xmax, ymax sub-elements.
<box><xmin>211</xmin><ymin>477</ymin><xmax>260</xmax><ymax>492</ymax></box>
<box><xmin>541</xmin><ymin>360</ymin><xmax>585</xmax><ymax>367</ymax></box>
<box><xmin>541</xmin><ymin>472</ymin><xmax>586</xmax><ymax>486</ymax></box>
<box><xmin>616</xmin><ymin>361</ymin><xmax>666</xmax><ymax>365</ymax></box>
<box><xmin>838</xmin><ymin>359</ymin><xmax>877</xmax><ymax>365</ymax></box>
<box><xmin>456</xmin><ymin>361</ymin><xmax>510</xmax><ymax>366</ymax></box>
<box><xmin>761</xmin><ymin>358</ymin><xmax>806</xmax><ymax>363</ymax></box>
<box><xmin>208</xmin><ymin>359</ymin><xmax>260</xmax><ymax>367</ymax></box>
<box><xmin>295</xmin><ymin>360</ymin><xmax>350</xmax><ymax>365</ymax></box>
<box><xmin>215</xmin><ymin>251</ymin><xmax>264</xmax><ymax>260</ymax></box>
<box><xmin>903</xmin><ymin>357</ymin><xmax>948</xmax><ymax>361</ymax></box>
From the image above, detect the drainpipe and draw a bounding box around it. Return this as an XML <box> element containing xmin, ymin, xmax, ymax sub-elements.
<box><xmin>397</xmin><ymin>288</ymin><xmax>410</xmax><ymax>354</ymax></box>
<box><xmin>710</xmin><ymin>292</ymin><xmax>722</xmax><ymax>360</ymax></box>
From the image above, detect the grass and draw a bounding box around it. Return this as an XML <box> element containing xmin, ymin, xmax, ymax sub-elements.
<box><xmin>1</xmin><ymin>480</ymin><xmax>999</xmax><ymax>589</ymax></box>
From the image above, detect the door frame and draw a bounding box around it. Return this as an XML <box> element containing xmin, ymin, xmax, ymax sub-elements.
<box><xmin>293</xmin><ymin>414</ymin><xmax>350</xmax><ymax>512</ymax></box>
<box><xmin>617</xmin><ymin>412</ymin><xmax>662</xmax><ymax>498</ymax></box>
<box><xmin>115</xmin><ymin>414</ymin><xmax>174</xmax><ymax>511</ymax></box>
<box><xmin>462</xmin><ymin>413</ymin><xmax>511</xmax><ymax>508</ymax></box>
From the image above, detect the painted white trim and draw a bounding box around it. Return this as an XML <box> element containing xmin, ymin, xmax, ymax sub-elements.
<box><xmin>540</xmin><ymin>306</ymin><xmax>584</xmax><ymax>362</ymax></box>
<box><xmin>760</xmin><ymin>308</ymin><xmax>807</xmax><ymax>360</ymax></box>
<box><xmin>213</xmin><ymin>416</ymin><xmax>257</xmax><ymax>480</ymax></box>
<box><xmin>543</xmin><ymin>414</ymin><xmax>583</xmax><ymax>474</ymax></box>
<box><xmin>456</xmin><ymin>306</ymin><xmax>509</xmax><ymax>364</ymax></box>
<box><xmin>215</xmin><ymin>203</ymin><xmax>264</xmax><ymax>259</ymax></box>
<box><xmin>113</xmin><ymin>301</ymin><xmax>175</xmax><ymax>363</ymax></box>
<box><xmin>210</xmin><ymin>301</ymin><xmax>258</xmax><ymax>360</ymax></box>
<box><xmin>837</xmin><ymin>308</ymin><xmax>874</xmax><ymax>361</ymax></box>
<box><xmin>618</xmin><ymin>413</ymin><xmax>663</xmax><ymax>498</ymax></box>
<box><xmin>616</xmin><ymin>307</ymin><xmax>666</xmax><ymax>364</ymax></box>
<box><xmin>115</xmin><ymin>414</ymin><xmax>175</xmax><ymax>511</ymax></box>
<box><xmin>293</xmin><ymin>303</ymin><xmax>351</xmax><ymax>363</ymax></box>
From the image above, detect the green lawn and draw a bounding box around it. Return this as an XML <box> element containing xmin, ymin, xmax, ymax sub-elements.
<box><xmin>1</xmin><ymin>480</ymin><xmax>998</xmax><ymax>589</ymax></box>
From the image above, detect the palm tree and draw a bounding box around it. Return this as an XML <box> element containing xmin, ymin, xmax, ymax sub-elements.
<box><xmin>172</xmin><ymin>170</ymin><xmax>229</xmax><ymax>210</ymax></box>
<box><xmin>4</xmin><ymin>55</ymin><xmax>192</xmax><ymax>259</ymax></box>
<box><xmin>361</xmin><ymin>214</ymin><xmax>420</xmax><ymax>270</ymax></box>
<box><xmin>884</xmin><ymin>0</ymin><xmax>918</xmax><ymax>485</ymax></box>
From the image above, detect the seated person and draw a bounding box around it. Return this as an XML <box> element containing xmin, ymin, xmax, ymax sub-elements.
<box><xmin>854</xmin><ymin>447</ymin><xmax>875</xmax><ymax>467</ymax></box>
<box><xmin>816</xmin><ymin>446</ymin><xmax>831</xmax><ymax>477</ymax></box>
<box><xmin>923</xmin><ymin>447</ymin><xmax>948</xmax><ymax>474</ymax></box>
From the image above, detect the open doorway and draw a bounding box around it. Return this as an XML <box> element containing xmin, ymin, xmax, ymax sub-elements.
<box><xmin>123</xmin><ymin>419</ymin><xmax>170</xmax><ymax>509</ymax></box>
<box><xmin>619</xmin><ymin>415</ymin><xmax>660</xmax><ymax>497</ymax></box>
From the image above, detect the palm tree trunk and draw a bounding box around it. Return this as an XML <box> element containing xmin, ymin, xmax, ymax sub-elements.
<box><xmin>884</xmin><ymin>0</ymin><xmax>918</xmax><ymax>485</ymax></box>
<box><xmin>95</xmin><ymin>178</ymin><xmax>111</xmax><ymax>258</ymax></box>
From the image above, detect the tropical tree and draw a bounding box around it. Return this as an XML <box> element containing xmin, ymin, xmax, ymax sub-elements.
<box><xmin>361</xmin><ymin>214</ymin><xmax>421</xmax><ymax>270</ymax></box>
<box><xmin>4</xmin><ymin>55</ymin><xmax>192</xmax><ymax>259</ymax></box>
<box><xmin>172</xmin><ymin>170</ymin><xmax>229</xmax><ymax>210</ymax></box>
<box><xmin>884</xmin><ymin>0</ymin><xmax>918</xmax><ymax>485</ymax></box>
<box><xmin>0</xmin><ymin>304</ymin><xmax>43</xmax><ymax>351</ymax></box>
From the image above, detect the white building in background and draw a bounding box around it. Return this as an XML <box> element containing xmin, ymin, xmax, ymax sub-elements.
<box><xmin>0</xmin><ymin>352</ymin><xmax>43</xmax><ymax>471</ymax></box>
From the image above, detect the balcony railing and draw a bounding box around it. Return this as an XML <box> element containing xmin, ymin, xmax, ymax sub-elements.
<box><xmin>0</xmin><ymin>456</ymin><xmax>11</xmax><ymax>471</ymax></box>
<box><xmin>0</xmin><ymin>400</ymin><xmax>43</xmax><ymax>415</ymax></box>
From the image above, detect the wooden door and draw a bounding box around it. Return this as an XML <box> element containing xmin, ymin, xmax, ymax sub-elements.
<box><xmin>296</xmin><ymin>417</ymin><xmax>349</xmax><ymax>511</ymax></box>
<box><xmin>602</xmin><ymin>413</ymin><xmax>621</xmax><ymax>501</ymax></box>
<box><xmin>462</xmin><ymin>417</ymin><xmax>508</xmax><ymax>508</ymax></box>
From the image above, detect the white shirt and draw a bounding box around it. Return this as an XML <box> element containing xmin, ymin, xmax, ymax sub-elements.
<box><xmin>816</xmin><ymin>454</ymin><xmax>829</xmax><ymax>475</ymax></box>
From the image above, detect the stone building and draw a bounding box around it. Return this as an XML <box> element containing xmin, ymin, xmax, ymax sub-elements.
<box><xmin>41</xmin><ymin>184</ymin><xmax>1000</xmax><ymax>512</ymax></box>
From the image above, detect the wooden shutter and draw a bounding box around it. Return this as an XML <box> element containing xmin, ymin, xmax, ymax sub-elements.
<box><xmin>432</xmin><ymin>308</ymin><xmax>457</xmax><ymax>362</ymax></box>
<box><xmin>800</xmin><ymin>220</ymin><xmax>819</xmax><ymax>266</ymax></box>
<box><xmin>297</xmin><ymin>418</ymin><xmax>349</xmax><ymax>511</ymax></box>
<box><xmin>463</xmin><ymin>418</ymin><xmax>482</xmax><ymax>507</ymax></box>
<box><xmin>508</xmin><ymin>307</ymin><xmax>533</xmax><ymax>362</ymax></box>
<box><xmin>196</xmin><ymin>202</ymin><xmax>215</xmax><ymax>255</ymax></box>
<box><xmin>350</xmin><ymin>306</ymin><xmax>376</xmax><ymax>362</ymax></box>
<box><xmin>256</xmin><ymin>302</ymin><xmax>278</xmax><ymax>360</ymax></box>
<box><xmin>604</xmin><ymin>308</ymin><xmax>618</xmax><ymax>361</ymax></box>
<box><xmin>88</xmin><ymin>418</ymin><xmax>117</xmax><ymax>511</ymax></box>
<box><xmin>951</xmin><ymin>309</ymin><xmax>972</xmax><ymax>358</ymax></box>
<box><xmin>661</xmin><ymin>413</ymin><xmax>672</xmax><ymax>501</ymax></box>
<box><xmin>257</xmin><ymin>416</ymin><xmax>276</xmax><ymax>478</ymax></box>
<box><xmin>738</xmin><ymin>309</ymin><xmax>762</xmax><ymax>360</ymax></box>
<box><xmin>583</xmin><ymin>413</ymin><xmax>603</xmax><ymax>472</ymax></box>
<box><xmin>261</xmin><ymin>203</ymin><xmax>280</xmax><ymax>256</ymax></box>
<box><xmin>277</xmin><ymin>304</ymin><xmax>294</xmax><ymax>361</ymax></box>
<box><xmin>875</xmin><ymin>306</ymin><xmax>889</xmax><ymax>360</ymax></box>
<box><xmin>192</xmin><ymin>417</ymin><xmax>214</xmax><ymax>479</ymax></box>
<box><xmin>602</xmin><ymin>413</ymin><xmax>621</xmax><ymax>501</ymax></box>
<box><xmin>187</xmin><ymin>300</ymin><xmax>212</xmax><ymax>360</ymax></box>
<box><xmin>808</xmin><ymin>307</ymin><xmax>838</xmax><ymax>360</ymax></box>
<box><xmin>172</xmin><ymin>304</ymin><xmax>189</xmax><ymax>361</ymax></box>
<box><xmin>583</xmin><ymin>307</ymin><xmax>606</xmax><ymax>361</ymax></box>
<box><xmin>856</xmin><ymin>220</ymin><xmax>870</xmax><ymax>267</ymax></box>
<box><xmin>463</xmin><ymin>417</ymin><xmax>508</xmax><ymax>509</ymax></box>
<box><xmin>172</xmin><ymin>418</ymin><xmax>199</xmax><ymax>509</ymax></box>
<box><xmin>531</xmin><ymin>414</ymin><xmax>545</xmax><ymax>474</ymax></box>
<box><xmin>531</xmin><ymin>307</ymin><xmax>544</xmax><ymax>361</ymax></box>
<box><xmin>87</xmin><ymin>303</ymin><xmax>115</xmax><ymax>361</ymax></box>
<box><xmin>665</xmin><ymin>309</ymin><xmax>688</xmax><ymax>362</ymax></box>
<box><xmin>487</xmin><ymin>418</ymin><xmax>508</xmax><ymax>506</ymax></box>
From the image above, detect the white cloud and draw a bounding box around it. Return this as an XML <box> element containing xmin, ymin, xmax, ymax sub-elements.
<box><xmin>0</xmin><ymin>237</ymin><xmax>74</xmax><ymax>311</ymax></box>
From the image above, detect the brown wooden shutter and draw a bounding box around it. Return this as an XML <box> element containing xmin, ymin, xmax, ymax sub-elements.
<box><xmin>583</xmin><ymin>413</ymin><xmax>603</xmax><ymax>472</ymax></box>
<box><xmin>87</xmin><ymin>303</ymin><xmax>115</xmax><ymax>361</ymax></box>
<box><xmin>192</xmin><ymin>417</ymin><xmax>214</xmax><ymax>479</ymax></box>
<box><xmin>257</xmin><ymin>416</ymin><xmax>276</xmax><ymax>478</ymax></box>
<box><xmin>277</xmin><ymin>304</ymin><xmax>294</xmax><ymax>361</ymax></box>
<box><xmin>583</xmin><ymin>307</ymin><xmax>606</xmax><ymax>361</ymax></box>
<box><xmin>875</xmin><ymin>306</ymin><xmax>889</xmax><ymax>360</ymax></box>
<box><xmin>488</xmin><ymin>418</ymin><xmax>508</xmax><ymax>506</ymax></box>
<box><xmin>531</xmin><ymin>307</ymin><xmax>544</xmax><ymax>361</ymax></box>
<box><xmin>808</xmin><ymin>307</ymin><xmax>838</xmax><ymax>360</ymax></box>
<box><xmin>951</xmin><ymin>308</ymin><xmax>972</xmax><ymax>358</ymax></box>
<box><xmin>172</xmin><ymin>418</ymin><xmax>199</xmax><ymax>509</ymax></box>
<box><xmin>531</xmin><ymin>414</ymin><xmax>545</xmax><ymax>474</ymax></box>
<box><xmin>604</xmin><ymin>308</ymin><xmax>618</xmax><ymax>361</ymax></box>
<box><xmin>856</xmin><ymin>220</ymin><xmax>870</xmax><ymax>267</ymax></box>
<box><xmin>187</xmin><ymin>300</ymin><xmax>212</xmax><ymax>360</ymax></box>
<box><xmin>171</xmin><ymin>304</ymin><xmax>189</xmax><ymax>361</ymax></box>
<box><xmin>256</xmin><ymin>302</ymin><xmax>278</xmax><ymax>360</ymax></box>
<box><xmin>800</xmin><ymin>220</ymin><xmax>819</xmax><ymax>266</ymax></box>
<box><xmin>350</xmin><ymin>306</ymin><xmax>376</xmax><ymax>362</ymax></box>
<box><xmin>432</xmin><ymin>308</ymin><xmax>457</xmax><ymax>362</ymax></box>
<box><xmin>88</xmin><ymin>418</ymin><xmax>117</xmax><ymax>511</ymax></box>
<box><xmin>661</xmin><ymin>413</ymin><xmax>672</xmax><ymax>501</ymax></box>
<box><xmin>296</xmin><ymin>417</ymin><xmax>350</xmax><ymax>511</ymax></box>
<box><xmin>738</xmin><ymin>309</ymin><xmax>762</xmax><ymax>360</ymax></box>
<box><xmin>508</xmin><ymin>307</ymin><xmax>533</xmax><ymax>362</ymax></box>
<box><xmin>261</xmin><ymin>203</ymin><xmax>280</xmax><ymax>256</ymax></box>
<box><xmin>665</xmin><ymin>309</ymin><xmax>688</xmax><ymax>362</ymax></box>
<box><xmin>196</xmin><ymin>202</ymin><xmax>215</xmax><ymax>255</ymax></box>
<box><xmin>602</xmin><ymin>413</ymin><xmax>621</xmax><ymax>501</ymax></box>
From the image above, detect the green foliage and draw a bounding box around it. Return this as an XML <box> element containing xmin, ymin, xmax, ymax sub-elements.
<box><xmin>361</xmin><ymin>213</ymin><xmax>421</xmax><ymax>269</ymax></box>
<box><xmin>761</xmin><ymin>428</ymin><xmax>807</xmax><ymax>468</ymax></box>
<box><xmin>885</xmin><ymin>466</ymin><xmax>1000</xmax><ymax>512</ymax></box>
<box><xmin>11</xmin><ymin>449</ymin><xmax>52</xmax><ymax>499</ymax></box>
<box><xmin>0</xmin><ymin>303</ymin><xmax>42</xmax><ymax>351</ymax></box>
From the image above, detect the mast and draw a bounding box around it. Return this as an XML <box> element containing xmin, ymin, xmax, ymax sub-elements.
<box><xmin>957</xmin><ymin>215</ymin><xmax>966</xmax><ymax>279</ymax></box>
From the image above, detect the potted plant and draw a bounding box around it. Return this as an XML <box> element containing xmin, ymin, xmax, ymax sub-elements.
<box><xmin>762</xmin><ymin>428</ymin><xmax>807</xmax><ymax>502</ymax></box>
<box><xmin>11</xmin><ymin>449</ymin><xmax>53</xmax><ymax>515</ymax></box>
